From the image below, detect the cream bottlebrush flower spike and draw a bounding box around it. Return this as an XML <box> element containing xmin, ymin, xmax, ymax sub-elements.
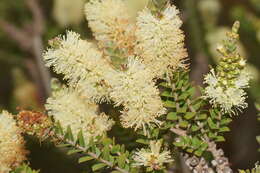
<box><xmin>204</xmin><ymin>21</ymin><xmax>251</xmax><ymax>115</ymax></box>
<box><xmin>45</xmin><ymin>87</ymin><xmax>114</xmax><ymax>144</ymax></box>
<box><xmin>85</xmin><ymin>0</ymin><xmax>136</xmax><ymax>54</ymax></box>
<box><xmin>0</xmin><ymin>111</ymin><xmax>27</xmax><ymax>173</ymax></box>
<box><xmin>135</xmin><ymin>4</ymin><xmax>188</xmax><ymax>78</ymax></box>
<box><xmin>43</xmin><ymin>31</ymin><xmax>115</xmax><ymax>103</ymax></box>
<box><xmin>107</xmin><ymin>58</ymin><xmax>166</xmax><ymax>135</ymax></box>
<box><xmin>133</xmin><ymin>140</ymin><xmax>173</xmax><ymax>170</ymax></box>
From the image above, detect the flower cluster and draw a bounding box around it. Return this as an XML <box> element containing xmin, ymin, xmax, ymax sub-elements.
<box><xmin>45</xmin><ymin>87</ymin><xmax>114</xmax><ymax>143</ymax></box>
<box><xmin>133</xmin><ymin>140</ymin><xmax>173</xmax><ymax>170</ymax></box>
<box><xmin>44</xmin><ymin>0</ymin><xmax>187</xmax><ymax>135</ymax></box>
<box><xmin>135</xmin><ymin>5</ymin><xmax>188</xmax><ymax>77</ymax></box>
<box><xmin>204</xmin><ymin>22</ymin><xmax>251</xmax><ymax>115</ymax></box>
<box><xmin>44</xmin><ymin>31</ymin><xmax>114</xmax><ymax>103</ymax></box>
<box><xmin>0</xmin><ymin>111</ymin><xmax>27</xmax><ymax>173</ymax></box>
<box><xmin>108</xmin><ymin>58</ymin><xmax>166</xmax><ymax>134</ymax></box>
<box><xmin>85</xmin><ymin>0</ymin><xmax>136</xmax><ymax>54</ymax></box>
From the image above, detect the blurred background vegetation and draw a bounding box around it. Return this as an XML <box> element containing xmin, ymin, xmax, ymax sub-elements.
<box><xmin>0</xmin><ymin>0</ymin><xmax>259</xmax><ymax>172</ymax></box>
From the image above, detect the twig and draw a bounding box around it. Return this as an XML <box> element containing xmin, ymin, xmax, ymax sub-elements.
<box><xmin>204</xmin><ymin>137</ymin><xmax>233</xmax><ymax>172</ymax></box>
<box><xmin>170</xmin><ymin>128</ymin><xmax>187</xmax><ymax>137</ymax></box>
<box><xmin>56</xmin><ymin>134</ymin><xmax>129</xmax><ymax>173</ymax></box>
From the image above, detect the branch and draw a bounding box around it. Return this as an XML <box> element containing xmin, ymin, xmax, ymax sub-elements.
<box><xmin>204</xmin><ymin>138</ymin><xmax>233</xmax><ymax>172</ymax></box>
<box><xmin>56</xmin><ymin>134</ymin><xmax>129</xmax><ymax>173</ymax></box>
<box><xmin>170</xmin><ymin>128</ymin><xmax>187</xmax><ymax>137</ymax></box>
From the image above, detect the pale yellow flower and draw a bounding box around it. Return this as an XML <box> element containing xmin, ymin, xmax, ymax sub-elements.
<box><xmin>135</xmin><ymin>5</ymin><xmax>188</xmax><ymax>77</ymax></box>
<box><xmin>0</xmin><ymin>111</ymin><xmax>27</xmax><ymax>173</ymax></box>
<box><xmin>204</xmin><ymin>69</ymin><xmax>249</xmax><ymax>114</ymax></box>
<box><xmin>107</xmin><ymin>58</ymin><xmax>166</xmax><ymax>135</ymax></box>
<box><xmin>133</xmin><ymin>140</ymin><xmax>173</xmax><ymax>170</ymax></box>
<box><xmin>45</xmin><ymin>88</ymin><xmax>114</xmax><ymax>144</ymax></box>
<box><xmin>43</xmin><ymin>31</ymin><xmax>114</xmax><ymax>102</ymax></box>
<box><xmin>85</xmin><ymin>0</ymin><xmax>136</xmax><ymax>54</ymax></box>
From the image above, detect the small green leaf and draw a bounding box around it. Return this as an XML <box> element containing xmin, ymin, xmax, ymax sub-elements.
<box><xmin>187</xmin><ymin>87</ymin><xmax>196</xmax><ymax>96</ymax></box>
<box><xmin>67</xmin><ymin>149</ymin><xmax>81</xmax><ymax>155</ymax></box>
<box><xmin>167</xmin><ymin>112</ymin><xmax>178</xmax><ymax>121</ymax></box>
<box><xmin>136</xmin><ymin>139</ymin><xmax>149</xmax><ymax>145</ymax></box>
<box><xmin>219</xmin><ymin>127</ymin><xmax>230</xmax><ymax>132</ymax></box>
<box><xmin>184</xmin><ymin>112</ymin><xmax>196</xmax><ymax>120</ymax></box>
<box><xmin>161</xmin><ymin>91</ymin><xmax>174</xmax><ymax>98</ymax></box>
<box><xmin>179</xmin><ymin>121</ymin><xmax>189</xmax><ymax>128</ymax></box>
<box><xmin>208</xmin><ymin>132</ymin><xmax>217</xmax><ymax>139</ymax></box>
<box><xmin>56</xmin><ymin>143</ymin><xmax>71</xmax><ymax>148</ymax></box>
<box><xmin>220</xmin><ymin>118</ymin><xmax>232</xmax><ymax>125</ymax></box>
<box><xmin>77</xmin><ymin>130</ymin><xmax>85</xmax><ymax>147</ymax></box>
<box><xmin>78</xmin><ymin>156</ymin><xmax>94</xmax><ymax>163</ymax></box>
<box><xmin>56</xmin><ymin>122</ymin><xmax>64</xmax><ymax>135</ymax></box>
<box><xmin>178</xmin><ymin>105</ymin><xmax>188</xmax><ymax>113</ymax></box>
<box><xmin>209</xmin><ymin>109</ymin><xmax>218</xmax><ymax>119</ymax></box>
<box><xmin>92</xmin><ymin>163</ymin><xmax>106</xmax><ymax>171</ymax></box>
<box><xmin>194</xmin><ymin>149</ymin><xmax>203</xmax><ymax>157</ymax></box>
<box><xmin>118</xmin><ymin>154</ymin><xmax>126</xmax><ymax>168</ymax></box>
<box><xmin>179</xmin><ymin>93</ymin><xmax>189</xmax><ymax>100</ymax></box>
<box><xmin>207</xmin><ymin>118</ymin><xmax>218</xmax><ymax>129</ymax></box>
<box><xmin>186</xmin><ymin>148</ymin><xmax>194</xmax><ymax>153</ymax></box>
<box><xmin>191</xmin><ymin>125</ymin><xmax>200</xmax><ymax>132</ymax></box>
<box><xmin>103</xmin><ymin>145</ymin><xmax>111</xmax><ymax>160</ymax></box>
<box><xmin>102</xmin><ymin>137</ymin><xmax>113</xmax><ymax>146</ymax></box>
<box><xmin>215</xmin><ymin>136</ymin><xmax>225</xmax><ymax>142</ymax></box>
<box><xmin>159</xmin><ymin>82</ymin><xmax>170</xmax><ymax>88</ymax></box>
<box><xmin>111</xmin><ymin>145</ymin><xmax>121</xmax><ymax>154</ymax></box>
<box><xmin>95</xmin><ymin>147</ymin><xmax>102</xmax><ymax>157</ymax></box>
<box><xmin>163</xmin><ymin>100</ymin><xmax>176</xmax><ymax>108</ymax></box>
<box><xmin>65</xmin><ymin>126</ymin><xmax>74</xmax><ymax>141</ymax></box>
<box><xmin>197</xmin><ymin>114</ymin><xmax>207</xmax><ymax>120</ymax></box>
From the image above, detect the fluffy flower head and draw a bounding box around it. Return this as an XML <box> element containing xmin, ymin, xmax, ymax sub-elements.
<box><xmin>107</xmin><ymin>58</ymin><xmax>166</xmax><ymax>135</ymax></box>
<box><xmin>133</xmin><ymin>140</ymin><xmax>173</xmax><ymax>170</ymax></box>
<box><xmin>44</xmin><ymin>31</ymin><xmax>114</xmax><ymax>102</ymax></box>
<box><xmin>135</xmin><ymin>5</ymin><xmax>188</xmax><ymax>77</ymax></box>
<box><xmin>0</xmin><ymin>111</ymin><xmax>27</xmax><ymax>173</ymax></box>
<box><xmin>204</xmin><ymin>69</ymin><xmax>249</xmax><ymax>114</ymax></box>
<box><xmin>45</xmin><ymin>88</ymin><xmax>114</xmax><ymax>144</ymax></box>
<box><xmin>203</xmin><ymin>22</ymin><xmax>251</xmax><ymax>115</ymax></box>
<box><xmin>85</xmin><ymin>0</ymin><xmax>135</xmax><ymax>53</ymax></box>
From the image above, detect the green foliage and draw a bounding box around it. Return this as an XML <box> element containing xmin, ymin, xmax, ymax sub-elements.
<box><xmin>54</xmin><ymin>123</ymin><xmax>138</xmax><ymax>173</ymax></box>
<box><xmin>239</xmin><ymin>164</ymin><xmax>260</xmax><ymax>173</ymax></box>
<box><xmin>11</xmin><ymin>164</ymin><xmax>39</xmax><ymax>173</ymax></box>
<box><xmin>160</xmin><ymin>70</ymin><xmax>232</xmax><ymax>156</ymax></box>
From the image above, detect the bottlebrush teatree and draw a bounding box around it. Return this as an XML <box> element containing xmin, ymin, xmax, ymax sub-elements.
<box><xmin>43</xmin><ymin>31</ymin><xmax>114</xmax><ymax>103</ymax></box>
<box><xmin>203</xmin><ymin>22</ymin><xmax>251</xmax><ymax>115</ymax></box>
<box><xmin>45</xmin><ymin>87</ymin><xmax>114</xmax><ymax>143</ymax></box>
<box><xmin>135</xmin><ymin>5</ymin><xmax>188</xmax><ymax>77</ymax></box>
<box><xmin>133</xmin><ymin>140</ymin><xmax>173</xmax><ymax>170</ymax></box>
<box><xmin>107</xmin><ymin>58</ymin><xmax>166</xmax><ymax>135</ymax></box>
<box><xmin>85</xmin><ymin>0</ymin><xmax>136</xmax><ymax>53</ymax></box>
<box><xmin>0</xmin><ymin>111</ymin><xmax>27</xmax><ymax>173</ymax></box>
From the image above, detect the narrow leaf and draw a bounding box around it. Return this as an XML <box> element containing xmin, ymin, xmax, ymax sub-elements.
<box><xmin>78</xmin><ymin>156</ymin><xmax>94</xmax><ymax>163</ymax></box>
<box><xmin>92</xmin><ymin>163</ymin><xmax>106</xmax><ymax>171</ymax></box>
